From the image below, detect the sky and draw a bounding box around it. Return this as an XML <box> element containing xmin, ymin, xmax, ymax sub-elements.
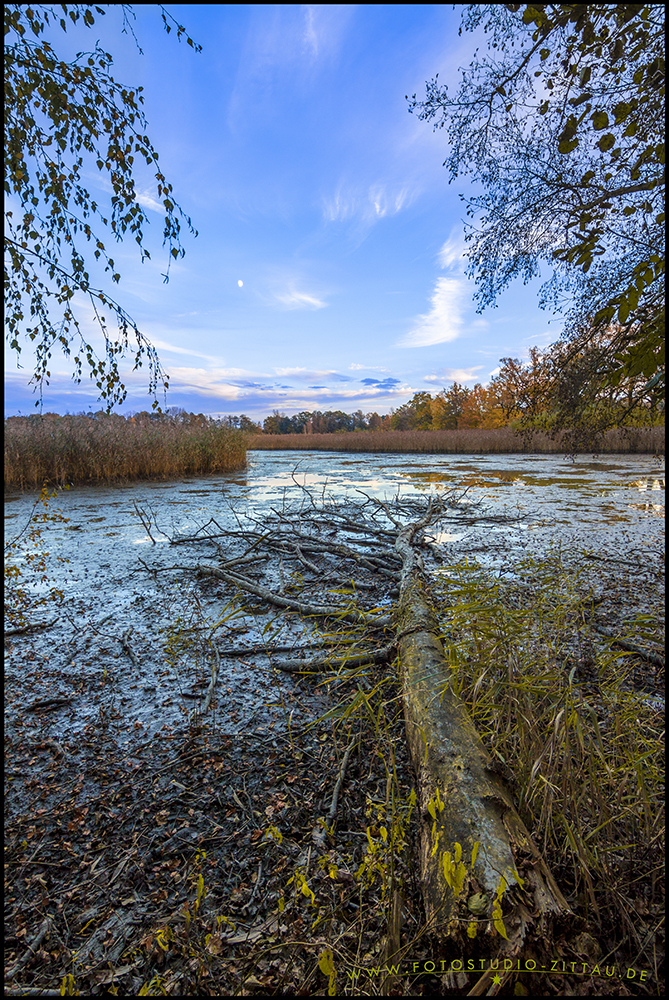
<box><xmin>5</xmin><ymin>4</ymin><xmax>564</xmax><ymax>421</ymax></box>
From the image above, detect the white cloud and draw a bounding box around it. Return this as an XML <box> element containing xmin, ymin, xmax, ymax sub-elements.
<box><xmin>437</xmin><ymin>231</ymin><xmax>468</xmax><ymax>270</ymax></box>
<box><xmin>274</xmin><ymin>367</ymin><xmax>337</xmax><ymax>379</ymax></box>
<box><xmin>369</xmin><ymin>184</ymin><xmax>410</xmax><ymax>219</ymax></box>
<box><xmin>423</xmin><ymin>366</ymin><xmax>484</xmax><ymax>384</ymax></box>
<box><xmin>161</xmin><ymin>367</ymin><xmax>248</xmax><ymax>399</ymax></box>
<box><xmin>398</xmin><ymin>277</ymin><xmax>465</xmax><ymax>347</ymax></box>
<box><xmin>443</xmin><ymin>366</ymin><xmax>485</xmax><ymax>382</ymax></box>
<box><xmin>323</xmin><ymin>182</ymin><xmax>413</xmax><ymax>225</ymax></box>
<box><xmin>522</xmin><ymin>329</ymin><xmax>554</xmax><ymax>345</ymax></box>
<box><xmin>301</xmin><ymin>5</ymin><xmax>354</xmax><ymax>63</ymax></box>
<box><xmin>149</xmin><ymin>338</ymin><xmax>225</xmax><ymax>364</ymax></box>
<box><xmin>135</xmin><ymin>189</ymin><xmax>164</xmax><ymax>214</ymax></box>
<box><xmin>275</xmin><ymin>289</ymin><xmax>327</xmax><ymax>310</ymax></box>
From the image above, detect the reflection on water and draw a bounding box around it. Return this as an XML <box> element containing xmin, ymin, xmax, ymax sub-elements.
<box><xmin>4</xmin><ymin>452</ymin><xmax>664</xmax><ymax>567</ymax></box>
<box><xmin>4</xmin><ymin>450</ymin><xmax>664</xmax><ymax>742</ymax></box>
<box><xmin>632</xmin><ymin>479</ymin><xmax>665</xmax><ymax>491</ymax></box>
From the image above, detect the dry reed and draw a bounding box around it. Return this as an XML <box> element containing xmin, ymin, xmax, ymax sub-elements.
<box><xmin>251</xmin><ymin>425</ymin><xmax>665</xmax><ymax>454</ymax></box>
<box><xmin>4</xmin><ymin>413</ymin><xmax>248</xmax><ymax>489</ymax></box>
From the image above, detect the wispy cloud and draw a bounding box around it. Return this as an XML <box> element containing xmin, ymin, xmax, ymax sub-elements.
<box><xmin>399</xmin><ymin>226</ymin><xmax>470</xmax><ymax>348</ymax></box>
<box><xmin>135</xmin><ymin>189</ymin><xmax>165</xmax><ymax>214</ymax></box>
<box><xmin>301</xmin><ymin>5</ymin><xmax>355</xmax><ymax>63</ymax></box>
<box><xmin>274</xmin><ymin>367</ymin><xmax>349</xmax><ymax>381</ymax></box>
<box><xmin>149</xmin><ymin>369</ymin><xmax>414</xmax><ymax>411</ymax></box>
<box><xmin>398</xmin><ymin>277</ymin><xmax>465</xmax><ymax>347</ymax></box>
<box><xmin>359</xmin><ymin>377</ymin><xmax>401</xmax><ymax>388</ymax></box>
<box><xmin>274</xmin><ymin>289</ymin><xmax>327</xmax><ymax>310</ymax></box>
<box><xmin>228</xmin><ymin>4</ymin><xmax>354</xmax><ymax>132</ymax></box>
<box><xmin>423</xmin><ymin>366</ymin><xmax>484</xmax><ymax>384</ymax></box>
<box><xmin>437</xmin><ymin>231</ymin><xmax>467</xmax><ymax>270</ymax></box>
<box><xmin>149</xmin><ymin>337</ymin><xmax>225</xmax><ymax>364</ymax></box>
<box><xmin>323</xmin><ymin>182</ymin><xmax>412</xmax><ymax>225</ymax></box>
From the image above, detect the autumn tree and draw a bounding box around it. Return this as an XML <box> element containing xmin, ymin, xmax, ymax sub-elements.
<box><xmin>431</xmin><ymin>383</ymin><xmax>472</xmax><ymax>429</ymax></box>
<box><xmin>390</xmin><ymin>391</ymin><xmax>434</xmax><ymax>430</ymax></box>
<box><xmin>409</xmin><ymin>4</ymin><xmax>665</xmax><ymax>433</ymax></box>
<box><xmin>458</xmin><ymin>383</ymin><xmax>507</xmax><ymax>429</ymax></box>
<box><xmin>4</xmin><ymin>3</ymin><xmax>201</xmax><ymax>410</ymax></box>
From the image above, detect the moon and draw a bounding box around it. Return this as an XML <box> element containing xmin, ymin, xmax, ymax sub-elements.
<box><xmin>238</xmin><ymin>280</ymin><xmax>243</xmax><ymax>287</ymax></box>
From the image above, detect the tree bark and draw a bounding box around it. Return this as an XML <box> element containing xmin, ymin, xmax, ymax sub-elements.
<box><xmin>395</xmin><ymin>508</ymin><xmax>571</xmax><ymax>953</ymax></box>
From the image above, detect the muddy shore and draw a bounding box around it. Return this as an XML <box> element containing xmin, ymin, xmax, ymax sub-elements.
<box><xmin>4</xmin><ymin>452</ymin><xmax>664</xmax><ymax>995</ymax></box>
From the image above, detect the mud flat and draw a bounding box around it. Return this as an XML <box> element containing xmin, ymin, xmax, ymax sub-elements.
<box><xmin>4</xmin><ymin>451</ymin><xmax>664</xmax><ymax>747</ymax></box>
<box><xmin>4</xmin><ymin>452</ymin><xmax>664</xmax><ymax>996</ymax></box>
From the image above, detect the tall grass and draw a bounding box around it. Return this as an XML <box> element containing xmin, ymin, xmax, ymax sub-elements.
<box><xmin>435</xmin><ymin>553</ymin><xmax>664</xmax><ymax>952</ymax></box>
<box><xmin>251</xmin><ymin>425</ymin><xmax>665</xmax><ymax>454</ymax></box>
<box><xmin>4</xmin><ymin>414</ymin><xmax>248</xmax><ymax>489</ymax></box>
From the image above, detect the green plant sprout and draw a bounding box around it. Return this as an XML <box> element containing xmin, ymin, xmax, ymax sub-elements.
<box><xmin>5</xmin><ymin>483</ymin><xmax>70</xmax><ymax>627</ymax></box>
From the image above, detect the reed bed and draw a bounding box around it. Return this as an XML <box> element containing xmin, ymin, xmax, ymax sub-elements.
<box><xmin>251</xmin><ymin>424</ymin><xmax>665</xmax><ymax>454</ymax></box>
<box><xmin>4</xmin><ymin>414</ymin><xmax>248</xmax><ymax>489</ymax></box>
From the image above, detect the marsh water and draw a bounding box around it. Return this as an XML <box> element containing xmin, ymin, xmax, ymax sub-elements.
<box><xmin>4</xmin><ymin>450</ymin><xmax>665</xmax><ymax>749</ymax></box>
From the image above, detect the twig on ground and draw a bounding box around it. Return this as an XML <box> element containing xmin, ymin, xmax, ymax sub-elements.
<box><xmin>270</xmin><ymin>644</ymin><xmax>396</xmax><ymax>673</ymax></box>
<box><xmin>313</xmin><ymin>739</ymin><xmax>359</xmax><ymax>848</ymax></box>
<box><xmin>119</xmin><ymin>627</ymin><xmax>140</xmax><ymax>667</ymax></box>
<box><xmin>590</xmin><ymin>624</ymin><xmax>665</xmax><ymax>668</ymax></box>
<box><xmin>5</xmin><ymin>916</ymin><xmax>53</xmax><ymax>982</ymax></box>
<box><xmin>4</xmin><ymin>618</ymin><xmax>59</xmax><ymax>637</ymax></box>
<box><xmin>197</xmin><ymin>565</ymin><xmax>391</xmax><ymax>627</ymax></box>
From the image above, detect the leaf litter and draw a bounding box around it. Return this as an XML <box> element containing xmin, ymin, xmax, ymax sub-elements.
<box><xmin>4</xmin><ymin>451</ymin><xmax>664</xmax><ymax>994</ymax></box>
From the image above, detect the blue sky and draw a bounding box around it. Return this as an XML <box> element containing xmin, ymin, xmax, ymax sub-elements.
<box><xmin>5</xmin><ymin>4</ymin><xmax>563</xmax><ymax>420</ymax></box>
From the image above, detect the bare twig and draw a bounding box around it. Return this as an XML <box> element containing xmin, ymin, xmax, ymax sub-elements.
<box><xmin>5</xmin><ymin>916</ymin><xmax>53</xmax><ymax>981</ymax></box>
<box><xmin>190</xmin><ymin>643</ymin><xmax>221</xmax><ymax>723</ymax></box>
<box><xmin>590</xmin><ymin>624</ymin><xmax>665</xmax><ymax>668</ymax></box>
<box><xmin>119</xmin><ymin>627</ymin><xmax>140</xmax><ymax>667</ymax></box>
<box><xmin>197</xmin><ymin>565</ymin><xmax>391</xmax><ymax>627</ymax></box>
<box><xmin>270</xmin><ymin>644</ymin><xmax>396</xmax><ymax>673</ymax></box>
<box><xmin>313</xmin><ymin>740</ymin><xmax>359</xmax><ymax>848</ymax></box>
<box><xmin>4</xmin><ymin>618</ymin><xmax>59</xmax><ymax>637</ymax></box>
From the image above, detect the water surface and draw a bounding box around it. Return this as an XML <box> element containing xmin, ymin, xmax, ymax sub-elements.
<box><xmin>5</xmin><ymin>451</ymin><xmax>664</xmax><ymax>745</ymax></box>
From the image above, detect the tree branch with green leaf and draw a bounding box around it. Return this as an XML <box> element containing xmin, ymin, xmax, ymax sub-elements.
<box><xmin>4</xmin><ymin>3</ymin><xmax>201</xmax><ymax>409</ymax></box>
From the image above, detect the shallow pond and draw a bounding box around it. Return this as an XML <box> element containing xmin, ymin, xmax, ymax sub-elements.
<box><xmin>4</xmin><ymin>451</ymin><xmax>664</xmax><ymax>750</ymax></box>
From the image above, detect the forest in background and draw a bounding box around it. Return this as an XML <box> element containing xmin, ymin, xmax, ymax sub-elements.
<box><xmin>225</xmin><ymin>346</ymin><xmax>665</xmax><ymax>437</ymax></box>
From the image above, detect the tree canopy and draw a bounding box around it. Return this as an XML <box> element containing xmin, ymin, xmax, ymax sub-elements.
<box><xmin>409</xmin><ymin>3</ymin><xmax>665</xmax><ymax>431</ymax></box>
<box><xmin>4</xmin><ymin>3</ymin><xmax>201</xmax><ymax>409</ymax></box>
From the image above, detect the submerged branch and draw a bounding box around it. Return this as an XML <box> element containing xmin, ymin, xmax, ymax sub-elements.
<box><xmin>196</xmin><ymin>564</ymin><xmax>391</xmax><ymax>627</ymax></box>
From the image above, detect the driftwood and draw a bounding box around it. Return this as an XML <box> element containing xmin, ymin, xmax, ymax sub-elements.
<box><xmin>196</xmin><ymin>563</ymin><xmax>391</xmax><ymax>626</ymax></box>
<box><xmin>312</xmin><ymin>739</ymin><xmax>359</xmax><ymax>848</ymax></box>
<box><xmin>591</xmin><ymin>623</ymin><xmax>665</xmax><ymax>668</ymax></box>
<box><xmin>269</xmin><ymin>643</ymin><xmax>395</xmax><ymax>673</ymax></box>
<box><xmin>4</xmin><ymin>618</ymin><xmax>59</xmax><ymax>638</ymax></box>
<box><xmin>5</xmin><ymin>916</ymin><xmax>53</xmax><ymax>982</ymax></box>
<box><xmin>157</xmin><ymin>490</ymin><xmax>573</xmax><ymax>966</ymax></box>
<box><xmin>394</xmin><ymin>502</ymin><xmax>571</xmax><ymax>958</ymax></box>
<box><xmin>119</xmin><ymin>627</ymin><xmax>140</xmax><ymax>666</ymax></box>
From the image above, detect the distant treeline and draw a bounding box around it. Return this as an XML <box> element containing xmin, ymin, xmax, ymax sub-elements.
<box><xmin>225</xmin><ymin>383</ymin><xmax>506</xmax><ymax>435</ymax></box>
<box><xmin>250</xmin><ymin>425</ymin><xmax>665</xmax><ymax>455</ymax></box>
<box><xmin>224</xmin><ymin>377</ymin><xmax>664</xmax><ymax>438</ymax></box>
<box><xmin>4</xmin><ymin>410</ymin><xmax>247</xmax><ymax>489</ymax></box>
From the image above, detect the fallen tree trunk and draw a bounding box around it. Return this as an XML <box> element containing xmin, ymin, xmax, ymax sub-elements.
<box><xmin>168</xmin><ymin>493</ymin><xmax>572</xmax><ymax>961</ymax></box>
<box><xmin>395</xmin><ymin>504</ymin><xmax>571</xmax><ymax>958</ymax></box>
